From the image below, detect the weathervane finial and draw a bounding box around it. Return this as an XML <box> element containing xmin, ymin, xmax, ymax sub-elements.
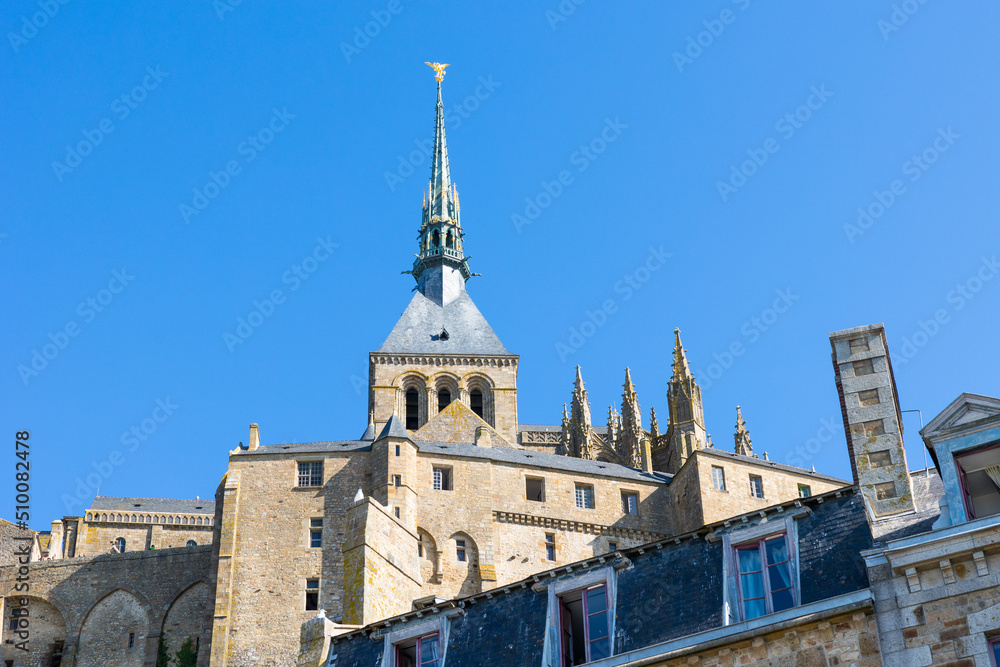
<box><xmin>425</xmin><ymin>62</ymin><xmax>449</xmax><ymax>82</ymax></box>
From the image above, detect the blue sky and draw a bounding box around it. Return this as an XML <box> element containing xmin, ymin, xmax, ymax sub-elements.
<box><xmin>3</xmin><ymin>2</ymin><xmax>999</xmax><ymax>529</ymax></box>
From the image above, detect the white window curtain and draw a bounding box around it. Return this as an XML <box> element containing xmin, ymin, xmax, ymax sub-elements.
<box><xmin>985</xmin><ymin>465</ymin><xmax>1000</xmax><ymax>491</ymax></box>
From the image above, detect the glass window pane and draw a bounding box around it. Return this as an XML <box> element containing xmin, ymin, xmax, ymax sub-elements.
<box><xmin>771</xmin><ymin>587</ymin><xmax>795</xmax><ymax>612</ymax></box>
<box><xmin>420</xmin><ymin>636</ymin><xmax>440</xmax><ymax>666</ymax></box>
<box><xmin>588</xmin><ymin>611</ymin><xmax>608</xmax><ymax>639</ymax></box>
<box><xmin>589</xmin><ymin>636</ymin><xmax>610</xmax><ymax>660</ymax></box>
<box><xmin>738</xmin><ymin>547</ymin><xmax>762</xmax><ymax>572</ymax></box>
<box><xmin>741</xmin><ymin>572</ymin><xmax>764</xmax><ymax>599</ymax></box>
<box><xmin>743</xmin><ymin>597</ymin><xmax>767</xmax><ymax>620</ymax></box>
<box><xmin>768</xmin><ymin>562</ymin><xmax>792</xmax><ymax>591</ymax></box>
<box><xmin>586</xmin><ymin>587</ymin><xmax>607</xmax><ymax>613</ymax></box>
<box><xmin>765</xmin><ymin>536</ymin><xmax>788</xmax><ymax>564</ymax></box>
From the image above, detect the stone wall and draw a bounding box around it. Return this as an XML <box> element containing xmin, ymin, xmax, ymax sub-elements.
<box><xmin>0</xmin><ymin>545</ymin><xmax>214</xmax><ymax>667</ymax></box>
<box><xmin>1</xmin><ymin>596</ymin><xmax>67</xmax><ymax>667</ymax></box>
<box><xmin>653</xmin><ymin>610</ymin><xmax>880</xmax><ymax>667</ymax></box>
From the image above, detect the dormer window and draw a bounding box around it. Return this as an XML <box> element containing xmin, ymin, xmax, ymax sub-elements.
<box><xmin>956</xmin><ymin>443</ymin><xmax>1000</xmax><ymax>520</ymax></box>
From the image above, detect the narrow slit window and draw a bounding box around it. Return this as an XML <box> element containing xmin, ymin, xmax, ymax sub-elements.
<box><xmin>470</xmin><ymin>389</ymin><xmax>484</xmax><ymax>417</ymax></box>
<box><xmin>405</xmin><ymin>388</ymin><xmax>419</xmax><ymax>430</ymax></box>
<box><xmin>437</xmin><ymin>389</ymin><xmax>451</xmax><ymax>412</ymax></box>
<box><xmin>305</xmin><ymin>579</ymin><xmax>320</xmax><ymax>611</ymax></box>
<box><xmin>545</xmin><ymin>533</ymin><xmax>556</xmax><ymax>561</ymax></box>
<box><xmin>456</xmin><ymin>539</ymin><xmax>467</xmax><ymax>562</ymax></box>
<box><xmin>310</xmin><ymin>518</ymin><xmax>322</xmax><ymax>548</ymax></box>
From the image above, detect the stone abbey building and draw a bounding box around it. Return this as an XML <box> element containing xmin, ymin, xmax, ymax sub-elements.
<box><xmin>3</xmin><ymin>67</ymin><xmax>998</xmax><ymax>667</ymax></box>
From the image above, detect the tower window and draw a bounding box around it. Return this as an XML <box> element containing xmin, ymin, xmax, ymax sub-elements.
<box><xmin>432</xmin><ymin>230</ymin><xmax>440</xmax><ymax>247</ymax></box>
<box><xmin>526</xmin><ymin>477</ymin><xmax>545</xmax><ymax>502</ymax></box>
<box><xmin>405</xmin><ymin>388</ymin><xmax>419</xmax><ymax>430</ymax></box>
<box><xmin>446</xmin><ymin>230</ymin><xmax>454</xmax><ymax>248</ymax></box>
<box><xmin>545</xmin><ymin>533</ymin><xmax>556</xmax><ymax>561</ymax></box>
<box><xmin>128</xmin><ymin>632</ymin><xmax>135</xmax><ymax>649</ymax></box>
<box><xmin>470</xmin><ymin>389</ymin><xmax>484</xmax><ymax>418</ymax></box>
<box><xmin>305</xmin><ymin>579</ymin><xmax>320</xmax><ymax>611</ymax></box>
<box><xmin>438</xmin><ymin>389</ymin><xmax>451</xmax><ymax>411</ymax></box>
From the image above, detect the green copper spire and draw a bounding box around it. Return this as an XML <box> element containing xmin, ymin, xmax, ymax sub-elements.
<box><xmin>411</xmin><ymin>63</ymin><xmax>473</xmax><ymax>306</ymax></box>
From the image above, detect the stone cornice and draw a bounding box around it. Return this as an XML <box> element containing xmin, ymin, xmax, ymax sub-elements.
<box><xmin>370</xmin><ymin>353</ymin><xmax>518</xmax><ymax>368</ymax></box>
<box><xmin>493</xmin><ymin>510</ymin><xmax>668</xmax><ymax>542</ymax></box>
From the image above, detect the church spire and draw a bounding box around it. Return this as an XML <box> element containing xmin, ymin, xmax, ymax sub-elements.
<box><xmin>734</xmin><ymin>405</ymin><xmax>753</xmax><ymax>457</ymax></box>
<box><xmin>619</xmin><ymin>368</ymin><xmax>643</xmax><ymax>468</ymax></box>
<box><xmin>567</xmin><ymin>366</ymin><xmax>594</xmax><ymax>459</ymax></box>
<box><xmin>410</xmin><ymin>63</ymin><xmax>473</xmax><ymax>306</ymax></box>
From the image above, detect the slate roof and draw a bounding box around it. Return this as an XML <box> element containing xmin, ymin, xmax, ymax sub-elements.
<box><xmin>869</xmin><ymin>468</ymin><xmax>945</xmax><ymax>544</ymax></box>
<box><xmin>236</xmin><ymin>436</ymin><xmax>670</xmax><ymax>484</ymax></box>
<box><xmin>377</xmin><ymin>291</ymin><xmax>511</xmax><ymax>355</ymax></box>
<box><xmin>378</xmin><ymin>415</ymin><xmax>410</xmax><ymax>440</ymax></box>
<box><xmin>415</xmin><ymin>440</ymin><xmax>671</xmax><ymax>484</ymax></box>
<box><xmin>697</xmin><ymin>448</ymin><xmax>850</xmax><ymax>484</ymax></box>
<box><xmin>89</xmin><ymin>496</ymin><xmax>215</xmax><ymax>514</ymax></box>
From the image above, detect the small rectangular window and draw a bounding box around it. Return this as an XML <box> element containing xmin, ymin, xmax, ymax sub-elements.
<box><xmin>989</xmin><ymin>637</ymin><xmax>1000</xmax><ymax>666</ymax></box>
<box><xmin>875</xmin><ymin>482</ymin><xmax>897</xmax><ymax>500</ymax></box>
<box><xmin>870</xmin><ymin>450</ymin><xmax>892</xmax><ymax>468</ymax></box>
<box><xmin>712</xmin><ymin>465</ymin><xmax>726</xmax><ymax>491</ymax></box>
<box><xmin>798</xmin><ymin>484</ymin><xmax>811</xmax><ymax>498</ymax></box>
<box><xmin>749</xmin><ymin>475</ymin><xmax>764</xmax><ymax>499</ymax></box>
<box><xmin>128</xmin><ymin>632</ymin><xmax>135</xmax><ymax>649</ymax></box>
<box><xmin>526</xmin><ymin>476</ymin><xmax>545</xmax><ymax>502</ymax></box>
<box><xmin>393</xmin><ymin>474</ymin><xmax>402</xmax><ymax>488</ymax></box>
<box><xmin>305</xmin><ymin>579</ymin><xmax>319</xmax><ymax>611</ymax></box>
<box><xmin>608</xmin><ymin>542</ymin><xmax>617</xmax><ymax>552</ymax></box>
<box><xmin>545</xmin><ymin>533</ymin><xmax>556</xmax><ymax>561</ymax></box>
<box><xmin>394</xmin><ymin>507</ymin><xmax>400</xmax><ymax>518</ymax></box>
<box><xmin>575</xmin><ymin>484</ymin><xmax>595</xmax><ymax>509</ymax></box>
<box><xmin>297</xmin><ymin>461</ymin><xmax>323</xmax><ymax>488</ymax></box>
<box><xmin>857</xmin><ymin>389</ymin><xmax>880</xmax><ymax>406</ymax></box>
<box><xmin>848</xmin><ymin>337</ymin><xmax>869</xmax><ymax>353</ymax></box>
<box><xmin>853</xmin><ymin>358</ymin><xmax>875</xmax><ymax>376</ymax></box>
<box><xmin>621</xmin><ymin>491</ymin><xmax>638</xmax><ymax>516</ymax></box>
<box><xmin>735</xmin><ymin>534</ymin><xmax>794</xmax><ymax>620</ymax></box>
<box><xmin>456</xmin><ymin>539</ymin><xmax>467</xmax><ymax>562</ymax></box>
<box><xmin>432</xmin><ymin>467</ymin><xmax>452</xmax><ymax>491</ymax></box>
<box><xmin>395</xmin><ymin>445</ymin><xmax>400</xmax><ymax>457</ymax></box>
<box><xmin>395</xmin><ymin>632</ymin><xmax>440</xmax><ymax>667</ymax></box>
<box><xmin>310</xmin><ymin>518</ymin><xmax>322</xmax><ymax>548</ymax></box>
<box><xmin>558</xmin><ymin>584</ymin><xmax>610</xmax><ymax>663</ymax></box>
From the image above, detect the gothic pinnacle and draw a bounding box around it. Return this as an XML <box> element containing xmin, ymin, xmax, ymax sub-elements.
<box><xmin>734</xmin><ymin>405</ymin><xmax>753</xmax><ymax>457</ymax></box>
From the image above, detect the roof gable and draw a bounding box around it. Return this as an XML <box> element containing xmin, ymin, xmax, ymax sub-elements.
<box><xmin>921</xmin><ymin>393</ymin><xmax>1000</xmax><ymax>446</ymax></box>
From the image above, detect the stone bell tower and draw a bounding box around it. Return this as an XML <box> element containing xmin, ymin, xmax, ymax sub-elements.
<box><xmin>368</xmin><ymin>64</ymin><xmax>519</xmax><ymax>443</ymax></box>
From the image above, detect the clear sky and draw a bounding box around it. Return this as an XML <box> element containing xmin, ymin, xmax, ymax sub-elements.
<box><xmin>3</xmin><ymin>2</ymin><xmax>999</xmax><ymax>529</ymax></box>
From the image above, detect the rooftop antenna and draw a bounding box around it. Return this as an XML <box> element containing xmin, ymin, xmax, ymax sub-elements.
<box><xmin>900</xmin><ymin>409</ymin><xmax>928</xmax><ymax>477</ymax></box>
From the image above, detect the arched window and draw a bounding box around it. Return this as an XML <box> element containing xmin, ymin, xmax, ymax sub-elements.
<box><xmin>186</xmin><ymin>540</ymin><xmax>197</xmax><ymax>547</ymax></box>
<box><xmin>446</xmin><ymin>231</ymin><xmax>454</xmax><ymax>248</ymax></box>
<box><xmin>114</xmin><ymin>537</ymin><xmax>126</xmax><ymax>553</ymax></box>
<box><xmin>438</xmin><ymin>389</ymin><xmax>451</xmax><ymax>412</ymax></box>
<box><xmin>405</xmin><ymin>388</ymin><xmax>419</xmax><ymax>430</ymax></box>
<box><xmin>432</xmin><ymin>230</ymin><xmax>440</xmax><ymax>247</ymax></box>
<box><xmin>470</xmin><ymin>389</ymin><xmax>484</xmax><ymax>418</ymax></box>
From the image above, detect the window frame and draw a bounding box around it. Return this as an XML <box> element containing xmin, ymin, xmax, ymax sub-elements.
<box><xmin>310</xmin><ymin>518</ymin><xmax>323</xmax><ymax>548</ymax></box>
<box><xmin>545</xmin><ymin>533</ymin><xmax>556</xmax><ymax>562</ymax></box>
<box><xmin>305</xmin><ymin>578</ymin><xmax>320</xmax><ymax>611</ymax></box>
<box><xmin>394</xmin><ymin>632</ymin><xmax>441</xmax><ymax>667</ymax></box>
<box><xmin>432</xmin><ymin>466</ymin><xmax>452</xmax><ymax>491</ymax></box>
<box><xmin>621</xmin><ymin>491</ymin><xmax>639</xmax><ymax>516</ymax></box>
<box><xmin>526</xmin><ymin>476</ymin><xmax>545</xmax><ymax>502</ymax></box>
<box><xmin>988</xmin><ymin>636</ymin><xmax>1000</xmax><ymax>667</ymax></box>
<box><xmin>797</xmin><ymin>484</ymin><xmax>811</xmax><ymax>498</ymax></box>
<box><xmin>297</xmin><ymin>461</ymin><xmax>323</xmax><ymax>488</ymax></box>
<box><xmin>749</xmin><ymin>475</ymin><xmax>764</xmax><ymax>499</ymax></box>
<box><xmin>733</xmin><ymin>533</ymin><xmax>796</xmax><ymax>621</ymax></box>
<box><xmin>575</xmin><ymin>483</ymin><xmax>595</xmax><ymax>509</ymax></box>
<box><xmin>455</xmin><ymin>538</ymin><xmax>467</xmax><ymax>562</ymax></box>
<box><xmin>558</xmin><ymin>583</ymin><xmax>612</xmax><ymax>664</ymax></box>
<box><xmin>712</xmin><ymin>465</ymin><xmax>727</xmax><ymax>491</ymax></box>
<box><xmin>955</xmin><ymin>441</ymin><xmax>1000</xmax><ymax>521</ymax></box>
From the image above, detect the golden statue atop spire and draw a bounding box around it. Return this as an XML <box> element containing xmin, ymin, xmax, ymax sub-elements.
<box><xmin>425</xmin><ymin>61</ymin><xmax>449</xmax><ymax>82</ymax></box>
